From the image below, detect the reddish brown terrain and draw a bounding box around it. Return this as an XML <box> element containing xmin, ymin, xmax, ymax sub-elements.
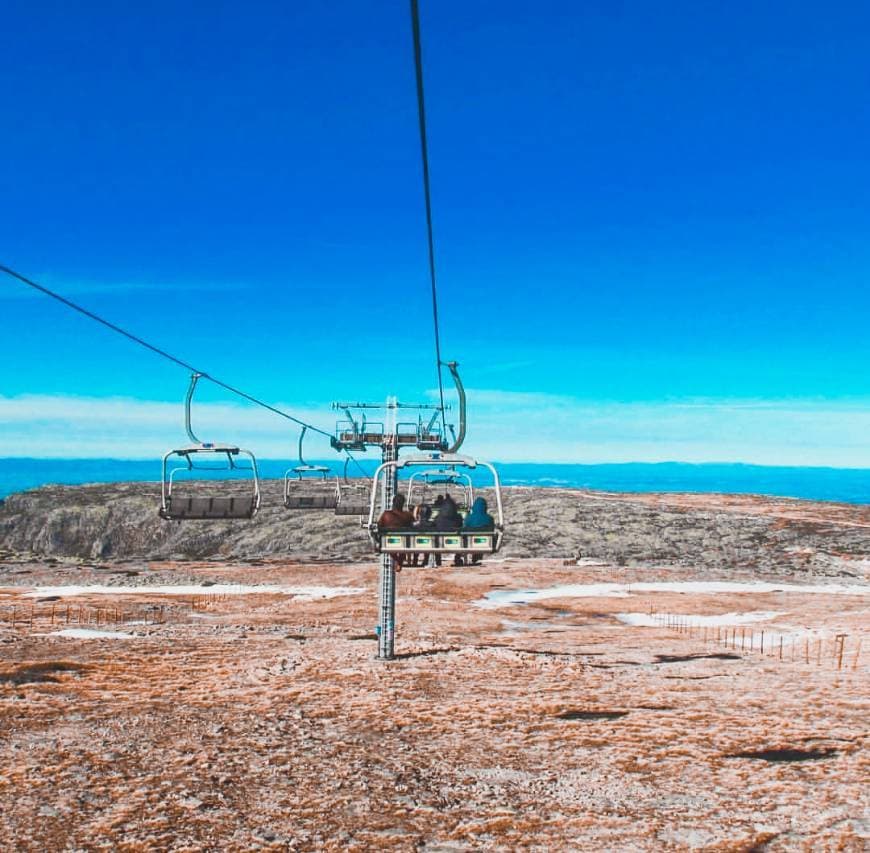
<box><xmin>0</xmin><ymin>486</ymin><xmax>868</xmax><ymax>850</ymax></box>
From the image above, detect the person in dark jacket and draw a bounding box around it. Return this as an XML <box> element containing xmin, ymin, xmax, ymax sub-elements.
<box><xmin>462</xmin><ymin>497</ymin><xmax>495</xmax><ymax>530</ymax></box>
<box><xmin>433</xmin><ymin>494</ymin><xmax>465</xmax><ymax>566</ymax></box>
<box><xmin>409</xmin><ymin>504</ymin><xmax>435</xmax><ymax>566</ymax></box>
<box><xmin>434</xmin><ymin>494</ymin><xmax>462</xmax><ymax>531</ymax></box>
<box><xmin>463</xmin><ymin>496</ymin><xmax>495</xmax><ymax>564</ymax></box>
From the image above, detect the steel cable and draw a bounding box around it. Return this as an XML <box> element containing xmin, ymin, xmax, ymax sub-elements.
<box><xmin>0</xmin><ymin>262</ymin><xmax>369</xmax><ymax>477</ymax></box>
<box><xmin>409</xmin><ymin>0</ymin><xmax>448</xmax><ymax>440</ymax></box>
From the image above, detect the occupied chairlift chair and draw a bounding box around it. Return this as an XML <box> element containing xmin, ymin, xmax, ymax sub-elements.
<box><xmin>368</xmin><ymin>452</ymin><xmax>504</xmax><ymax>558</ymax></box>
<box><xmin>283</xmin><ymin>426</ymin><xmax>338</xmax><ymax>510</ymax></box>
<box><xmin>159</xmin><ymin>373</ymin><xmax>261</xmax><ymax>521</ymax></box>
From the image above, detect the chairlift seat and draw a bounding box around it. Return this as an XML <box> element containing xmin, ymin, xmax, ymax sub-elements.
<box><xmin>335</xmin><ymin>474</ymin><xmax>372</xmax><ymax>516</ymax></box>
<box><xmin>160</xmin><ymin>495</ymin><xmax>258</xmax><ymax>520</ymax></box>
<box><xmin>285</xmin><ymin>494</ymin><xmax>338</xmax><ymax>510</ymax></box>
<box><xmin>283</xmin><ymin>460</ymin><xmax>338</xmax><ymax>512</ymax></box>
<box><xmin>335</xmin><ymin>500</ymin><xmax>370</xmax><ymax>516</ymax></box>
<box><xmin>376</xmin><ymin>529</ymin><xmax>499</xmax><ymax>554</ymax></box>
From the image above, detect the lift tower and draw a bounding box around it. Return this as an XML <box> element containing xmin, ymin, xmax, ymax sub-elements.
<box><xmin>331</xmin><ymin>396</ymin><xmax>454</xmax><ymax>659</ymax></box>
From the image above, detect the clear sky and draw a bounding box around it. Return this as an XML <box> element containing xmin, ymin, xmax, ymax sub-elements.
<box><xmin>2</xmin><ymin>1</ymin><xmax>870</xmax><ymax>463</ymax></box>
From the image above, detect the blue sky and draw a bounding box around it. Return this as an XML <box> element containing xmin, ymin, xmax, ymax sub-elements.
<box><xmin>2</xmin><ymin>1</ymin><xmax>870</xmax><ymax>463</ymax></box>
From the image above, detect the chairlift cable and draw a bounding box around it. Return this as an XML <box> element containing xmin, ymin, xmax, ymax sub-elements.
<box><xmin>409</xmin><ymin>0</ymin><xmax>448</xmax><ymax>440</ymax></box>
<box><xmin>0</xmin><ymin>262</ymin><xmax>369</xmax><ymax>476</ymax></box>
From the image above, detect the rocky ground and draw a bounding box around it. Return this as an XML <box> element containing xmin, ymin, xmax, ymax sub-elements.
<box><xmin>3</xmin><ymin>480</ymin><xmax>870</xmax><ymax>576</ymax></box>
<box><xmin>0</xmin><ymin>486</ymin><xmax>868</xmax><ymax>850</ymax></box>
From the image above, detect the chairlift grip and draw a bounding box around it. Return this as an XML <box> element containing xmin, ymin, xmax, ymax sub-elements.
<box><xmin>443</xmin><ymin>361</ymin><xmax>466</xmax><ymax>453</ymax></box>
<box><xmin>185</xmin><ymin>372</ymin><xmax>205</xmax><ymax>445</ymax></box>
<box><xmin>298</xmin><ymin>425</ymin><xmax>309</xmax><ymax>467</ymax></box>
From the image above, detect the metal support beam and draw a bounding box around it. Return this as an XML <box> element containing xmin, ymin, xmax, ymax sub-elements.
<box><xmin>376</xmin><ymin>398</ymin><xmax>399</xmax><ymax>660</ymax></box>
<box><xmin>333</xmin><ymin>401</ymin><xmax>450</xmax><ymax>411</ymax></box>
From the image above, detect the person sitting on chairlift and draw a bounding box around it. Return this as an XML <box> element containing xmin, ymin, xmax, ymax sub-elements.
<box><xmin>410</xmin><ymin>503</ymin><xmax>435</xmax><ymax>567</ymax></box>
<box><xmin>463</xmin><ymin>497</ymin><xmax>494</xmax><ymax>531</ymax></box>
<box><xmin>434</xmin><ymin>494</ymin><xmax>462</xmax><ymax>530</ymax></box>
<box><xmin>377</xmin><ymin>493</ymin><xmax>414</xmax><ymax>530</ymax></box>
<box><xmin>462</xmin><ymin>496</ymin><xmax>495</xmax><ymax>565</ymax></box>
<box><xmin>378</xmin><ymin>494</ymin><xmax>415</xmax><ymax>572</ymax></box>
<box><xmin>434</xmin><ymin>494</ymin><xmax>465</xmax><ymax>566</ymax></box>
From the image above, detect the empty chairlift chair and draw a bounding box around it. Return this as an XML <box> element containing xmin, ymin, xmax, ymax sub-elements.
<box><xmin>396</xmin><ymin>414</ymin><xmax>445</xmax><ymax>451</ymax></box>
<box><xmin>159</xmin><ymin>373</ymin><xmax>261</xmax><ymax>521</ymax></box>
<box><xmin>334</xmin><ymin>457</ymin><xmax>372</xmax><ymax>517</ymax></box>
<box><xmin>405</xmin><ymin>467</ymin><xmax>474</xmax><ymax>512</ymax></box>
<box><xmin>368</xmin><ymin>452</ymin><xmax>504</xmax><ymax>559</ymax></box>
<box><xmin>333</xmin><ymin>410</ymin><xmax>385</xmax><ymax>452</ymax></box>
<box><xmin>283</xmin><ymin>427</ymin><xmax>338</xmax><ymax>510</ymax></box>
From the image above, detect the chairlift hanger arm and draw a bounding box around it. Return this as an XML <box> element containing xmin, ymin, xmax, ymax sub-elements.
<box><xmin>185</xmin><ymin>372</ymin><xmax>204</xmax><ymax>444</ymax></box>
<box><xmin>298</xmin><ymin>425</ymin><xmax>308</xmax><ymax>466</ymax></box>
<box><xmin>443</xmin><ymin>361</ymin><xmax>466</xmax><ymax>453</ymax></box>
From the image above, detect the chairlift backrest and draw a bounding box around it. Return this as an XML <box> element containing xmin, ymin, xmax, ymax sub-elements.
<box><xmin>333</xmin><ymin>456</ymin><xmax>371</xmax><ymax>517</ymax></box>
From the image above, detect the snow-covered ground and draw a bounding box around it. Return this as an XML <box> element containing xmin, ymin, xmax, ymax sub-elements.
<box><xmin>616</xmin><ymin>610</ymin><xmax>785</xmax><ymax>628</ymax></box>
<box><xmin>20</xmin><ymin>584</ymin><xmax>364</xmax><ymax>600</ymax></box>
<box><xmin>48</xmin><ymin>628</ymin><xmax>137</xmax><ymax>640</ymax></box>
<box><xmin>477</xmin><ymin>580</ymin><xmax>870</xmax><ymax>608</ymax></box>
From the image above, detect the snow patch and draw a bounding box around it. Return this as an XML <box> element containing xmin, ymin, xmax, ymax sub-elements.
<box><xmin>477</xmin><ymin>580</ymin><xmax>870</xmax><ymax>608</ymax></box>
<box><xmin>22</xmin><ymin>584</ymin><xmax>365</xmax><ymax>600</ymax></box>
<box><xmin>616</xmin><ymin>611</ymin><xmax>786</xmax><ymax>628</ymax></box>
<box><xmin>49</xmin><ymin>628</ymin><xmax>137</xmax><ymax>640</ymax></box>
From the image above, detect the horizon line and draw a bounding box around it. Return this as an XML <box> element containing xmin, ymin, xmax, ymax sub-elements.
<box><xmin>2</xmin><ymin>456</ymin><xmax>870</xmax><ymax>473</ymax></box>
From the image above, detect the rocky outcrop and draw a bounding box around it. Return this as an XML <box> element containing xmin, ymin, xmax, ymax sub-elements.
<box><xmin>1</xmin><ymin>481</ymin><xmax>869</xmax><ymax>577</ymax></box>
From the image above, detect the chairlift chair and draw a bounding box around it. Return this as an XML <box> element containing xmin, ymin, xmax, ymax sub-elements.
<box><xmin>397</xmin><ymin>414</ymin><xmax>445</xmax><ymax>451</ymax></box>
<box><xmin>406</xmin><ymin>467</ymin><xmax>474</xmax><ymax>512</ymax></box>
<box><xmin>334</xmin><ymin>458</ymin><xmax>372</xmax><ymax>517</ymax></box>
<box><xmin>396</xmin><ymin>421</ymin><xmax>420</xmax><ymax>446</ymax></box>
<box><xmin>159</xmin><ymin>373</ymin><xmax>261</xmax><ymax>521</ymax></box>
<box><xmin>368</xmin><ymin>452</ymin><xmax>504</xmax><ymax>558</ymax></box>
<box><xmin>415</xmin><ymin>410</ymin><xmax>445</xmax><ymax>450</ymax></box>
<box><xmin>333</xmin><ymin>409</ymin><xmax>385</xmax><ymax>451</ymax></box>
<box><xmin>283</xmin><ymin>426</ymin><xmax>338</xmax><ymax>510</ymax></box>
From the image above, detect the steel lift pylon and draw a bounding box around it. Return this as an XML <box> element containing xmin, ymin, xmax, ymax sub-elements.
<box><xmin>332</xmin><ymin>395</ymin><xmax>449</xmax><ymax>659</ymax></box>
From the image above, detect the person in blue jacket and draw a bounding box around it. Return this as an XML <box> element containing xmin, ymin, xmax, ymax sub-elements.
<box><xmin>463</xmin><ymin>497</ymin><xmax>495</xmax><ymax>530</ymax></box>
<box><xmin>462</xmin><ymin>497</ymin><xmax>495</xmax><ymax>565</ymax></box>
